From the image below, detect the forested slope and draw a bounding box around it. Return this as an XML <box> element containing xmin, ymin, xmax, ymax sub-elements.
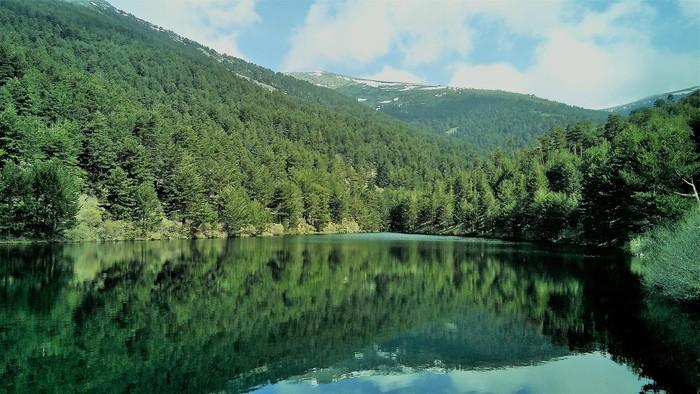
<box><xmin>291</xmin><ymin>71</ymin><xmax>609</xmax><ymax>151</ymax></box>
<box><xmin>384</xmin><ymin>93</ymin><xmax>699</xmax><ymax>246</ymax></box>
<box><xmin>605</xmin><ymin>86</ymin><xmax>700</xmax><ymax>115</ymax></box>
<box><xmin>0</xmin><ymin>0</ymin><xmax>470</xmax><ymax>240</ymax></box>
<box><xmin>0</xmin><ymin>0</ymin><xmax>697</xmax><ymax>247</ymax></box>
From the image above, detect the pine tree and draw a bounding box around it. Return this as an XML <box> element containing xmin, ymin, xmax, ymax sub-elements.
<box><xmin>0</xmin><ymin>44</ymin><xmax>22</xmax><ymax>86</ymax></box>
<box><xmin>134</xmin><ymin>181</ymin><xmax>162</xmax><ymax>233</ymax></box>
<box><xmin>105</xmin><ymin>166</ymin><xmax>135</xmax><ymax>220</ymax></box>
<box><xmin>165</xmin><ymin>152</ymin><xmax>215</xmax><ymax>230</ymax></box>
<box><xmin>28</xmin><ymin>160</ymin><xmax>79</xmax><ymax>238</ymax></box>
<box><xmin>304</xmin><ymin>183</ymin><xmax>331</xmax><ymax>230</ymax></box>
<box><xmin>271</xmin><ymin>181</ymin><xmax>304</xmax><ymax>229</ymax></box>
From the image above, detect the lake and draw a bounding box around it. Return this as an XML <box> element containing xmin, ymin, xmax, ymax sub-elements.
<box><xmin>1</xmin><ymin>234</ymin><xmax>698</xmax><ymax>393</ymax></box>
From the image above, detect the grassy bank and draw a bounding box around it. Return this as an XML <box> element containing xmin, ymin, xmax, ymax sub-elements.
<box><xmin>0</xmin><ymin>195</ymin><xmax>363</xmax><ymax>244</ymax></box>
<box><xmin>0</xmin><ymin>223</ymin><xmax>364</xmax><ymax>244</ymax></box>
<box><xmin>632</xmin><ymin>210</ymin><xmax>700</xmax><ymax>302</ymax></box>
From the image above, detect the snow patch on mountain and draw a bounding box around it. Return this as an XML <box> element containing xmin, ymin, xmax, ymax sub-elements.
<box><xmin>350</xmin><ymin>78</ymin><xmax>406</xmax><ymax>88</ymax></box>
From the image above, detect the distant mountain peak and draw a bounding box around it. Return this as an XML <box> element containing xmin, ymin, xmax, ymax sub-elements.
<box><xmin>605</xmin><ymin>86</ymin><xmax>700</xmax><ymax>115</ymax></box>
<box><xmin>289</xmin><ymin>71</ymin><xmax>607</xmax><ymax>150</ymax></box>
<box><xmin>288</xmin><ymin>71</ymin><xmax>446</xmax><ymax>91</ymax></box>
<box><xmin>65</xmin><ymin>0</ymin><xmax>114</xmax><ymax>10</ymax></box>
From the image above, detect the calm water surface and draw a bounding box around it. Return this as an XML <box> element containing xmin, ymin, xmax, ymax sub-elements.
<box><xmin>1</xmin><ymin>234</ymin><xmax>698</xmax><ymax>393</ymax></box>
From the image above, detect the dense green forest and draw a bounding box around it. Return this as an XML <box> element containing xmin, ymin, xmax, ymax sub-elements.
<box><xmin>0</xmin><ymin>0</ymin><xmax>471</xmax><ymax>240</ymax></box>
<box><xmin>0</xmin><ymin>0</ymin><xmax>698</xmax><ymax>252</ymax></box>
<box><xmin>389</xmin><ymin>93</ymin><xmax>700</xmax><ymax>246</ymax></box>
<box><xmin>291</xmin><ymin>71</ymin><xmax>609</xmax><ymax>150</ymax></box>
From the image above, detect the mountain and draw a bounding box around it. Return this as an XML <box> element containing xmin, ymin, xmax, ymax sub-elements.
<box><xmin>289</xmin><ymin>71</ymin><xmax>609</xmax><ymax>150</ymax></box>
<box><xmin>0</xmin><ymin>0</ymin><xmax>471</xmax><ymax>239</ymax></box>
<box><xmin>1</xmin><ymin>0</ymin><xmax>697</xmax><ymax>247</ymax></box>
<box><xmin>605</xmin><ymin>86</ymin><xmax>700</xmax><ymax>115</ymax></box>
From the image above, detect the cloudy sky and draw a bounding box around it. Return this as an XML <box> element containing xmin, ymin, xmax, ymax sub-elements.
<box><xmin>109</xmin><ymin>0</ymin><xmax>700</xmax><ymax>109</ymax></box>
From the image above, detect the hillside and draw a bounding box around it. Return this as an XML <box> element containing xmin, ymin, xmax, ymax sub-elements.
<box><xmin>605</xmin><ymin>86</ymin><xmax>700</xmax><ymax>115</ymax></box>
<box><xmin>0</xmin><ymin>0</ymin><xmax>697</xmax><ymax>248</ymax></box>
<box><xmin>289</xmin><ymin>71</ymin><xmax>609</xmax><ymax>150</ymax></box>
<box><xmin>0</xmin><ymin>0</ymin><xmax>470</xmax><ymax>239</ymax></box>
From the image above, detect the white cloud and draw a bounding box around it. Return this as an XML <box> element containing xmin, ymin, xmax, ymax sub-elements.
<box><xmin>447</xmin><ymin>352</ymin><xmax>651</xmax><ymax>394</ymax></box>
<box><xmin>284</xmin><ymin>0</ymin><xmax>699</xmax><ymax>108</ymax></box>
<box><xmin>109</xmin><ymin>0</ymin><xmax>699</xmax><ymax>108</ymax></box>
<box><xmin>109</xmin><ymin>0</ymin><xmax>259</xmax><ymax>59</ymax></box>
<box><xmin>203</xmin><ymin>32</ymin><xmax>245</xmax><ymax>59</ymax></box>
<box><xmin>282</xmin><ymin>0</ymin><xmax>578</xmax><ymax>72</ymax></box>
<box><xmin>364</xmin><ymin>66</ymin><xmax>423</xmax><ymax>84</ymax></box>
<box><xmin>282</xmin><ymin>0</ymin><xmax>478</xmax><ymax>71</ymax></box>
<box><xmin>201</xmin><ymin>0</ymin><xmax>260</xmax><ymax>27</ymax></box>
<box><xmin>450</xmin><ymin>0</ymin><xmax>700</xmax><ymax>108</ymax></box>
<box><xmin>679</xmin><ymin>0</ymin><xmax>700</xmax><ymax>22</ymax></box>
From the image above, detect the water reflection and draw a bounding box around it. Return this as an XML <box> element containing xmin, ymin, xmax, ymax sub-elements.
<box><xmin>255</xmin><ymin>352</ymin><xmax>649</xmax><ymax>394</ymax></box>
<box><xmin>0</xmin><ymin>235</ymin><xmax>697</xmax><ymax>393</ymax></box>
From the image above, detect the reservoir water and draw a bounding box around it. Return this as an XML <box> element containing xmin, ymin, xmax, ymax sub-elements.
<box><xmin>1</xmin><ymin>234</ymin><xmax>698</xmax><ymax>393</ymax></box>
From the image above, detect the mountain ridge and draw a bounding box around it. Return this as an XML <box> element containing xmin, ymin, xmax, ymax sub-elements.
<box><xmin>289</xmin><ymin>71</ymin><xmax>609</xmax><ymax>150</ymax></box>
<box><xmin>604</xmin><ymin>85</ymin><xmax>700</xmax><ymax>115</ymax></box>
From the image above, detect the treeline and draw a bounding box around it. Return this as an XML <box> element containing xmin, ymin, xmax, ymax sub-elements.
<box><xmin>0</xmin><ymin>0</ymin><xmax>468</xmax><ymax>240</ymax></box>
<box><xmin>387</xmin><ymin>93</ymin><xmax>700</xmax><ymax>245</ymax></box>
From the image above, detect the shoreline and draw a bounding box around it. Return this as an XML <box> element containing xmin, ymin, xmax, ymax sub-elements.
<box><xmin>0</xmin><ymin>230</ymin><xmax>626</xmax><ymax>256</ymax></box>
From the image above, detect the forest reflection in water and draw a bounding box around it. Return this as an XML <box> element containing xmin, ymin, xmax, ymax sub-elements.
<box><xmin>0</xmin><ymin>234</ymin><xmax>698</xmax><ymax>393</ymax></box>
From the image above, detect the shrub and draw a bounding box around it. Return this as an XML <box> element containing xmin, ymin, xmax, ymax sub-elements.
<box><xmin>261</xmin><ymin>223</ymin><xmax>284</xmax><ymax>237</ymax></box>
<box><xmin>321</xmin><ymin>220</ymin><xmax>361</xmax><ymax>234</ymax></box>
<box><xmin>66</xmin><ymin>195</ymin><xmax>103</xmax><ymax>241</ymax></box>
<box><xmin>101</xmin><ymin>220</ymin><xmax>135</xmax><ymax>241</ymax></box>
<box><xmin>635</xmin><ymin>210</ymin><xmax>700</xmax><ymax>301</ymax></box>
<box><xmin>293</xmin><ymin>220</ymin><xmax>316</xmax><ymax>235</ymax></box>
<box><xmin>158</xmin><ymin>218</ymin><xmax>187</xmax><ymax>240</ymax></box>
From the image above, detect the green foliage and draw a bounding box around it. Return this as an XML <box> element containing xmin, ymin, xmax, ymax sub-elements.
<box><xmin>271</xmin><ymin>181</ymin><xmax>304</xmax><ymax>229</ymax></box>
<box><xmin>544</xmin><ymin>150</ymin><xmax>581</xmax><ymax>195</ymax></box>
<box><xmin>218</xmin><ymin>185</ymin><xmax>269</xmax><ymax>235</ymax></box>
<box><xmin>105</xmin><ymin>166</ymin><xmax>135</xmax><ymax>220</ymax></box>
<box><xmin>529</xmin><ymin>189</ymin><xmax>577</xmax><ymax>241</ymax></box>
<box><xmin>29</xmin><ymin>160</ymin><xmax>79</xmax><ymax>237</ymax></box>
<box><xmin>302</xmin><ymin>183</ymin><xmax>332</xmax><ymax>231</ymax></box>
<box><xmin>0</xmin><ymin>42</ymin><xmax>23</xmax><ymax>86</ymax></box>
<box><xmin>0</xmin><ymin>161</ymin><xmax>32</xmax><ymax>236</ymax></box>
<box><xmin>388</xmin><ymin>191</ymin><xmax>418</xmax><ymax>232</ymax></box>
<box><xmin>0</xmin><ymin>0</ymin><xmax>698</xmax><ymax>250</ymax></box>
<box><xmin>374</xmin><ymin>92</ymin><xmax>700</xmax><ymax>246</ymax></box>
<box><xmin>100</xmin><ymin>219</ymin><xmax>135</xmax><ymax>241</ymax></box>
<box><xmin>166</xmin><ymin>152</ymin><xmax>215</xmax><ymax>230</ymax></box>
<box><xmin>634</xmin><ymin>211</ymin><xmax>700</xmax><ymax>301</ymax></box>
<box><xmin>66</xmin><ymin>194</ymin><xmax>103</xmax><ymax>241</ymax></box>
<box><xmin>0</xmin><ymin>160</ymin><xmax>78</xmax><ymax>239</ymax></box>
<box><xmin>0</xmin><ymin>0</ymin><xmax>470</xmax><ymax>239</ymax></box>
<box><xmin>134</xmin><ymin>181</ymin><xmax>162</xmax><ymax>234</ymax></box>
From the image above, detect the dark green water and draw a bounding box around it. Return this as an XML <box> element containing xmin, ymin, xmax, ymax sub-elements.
<box><xmin>1</xmin><ymin>234</ymin><xmax>698</xmax><ymax>393</ymax></box>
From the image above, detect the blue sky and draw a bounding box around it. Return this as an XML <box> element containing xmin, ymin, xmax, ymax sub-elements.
<box><xmin>109</xmin><ymin>0</ymin><xmax>700</xmax><ymax>109</ymax></box>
